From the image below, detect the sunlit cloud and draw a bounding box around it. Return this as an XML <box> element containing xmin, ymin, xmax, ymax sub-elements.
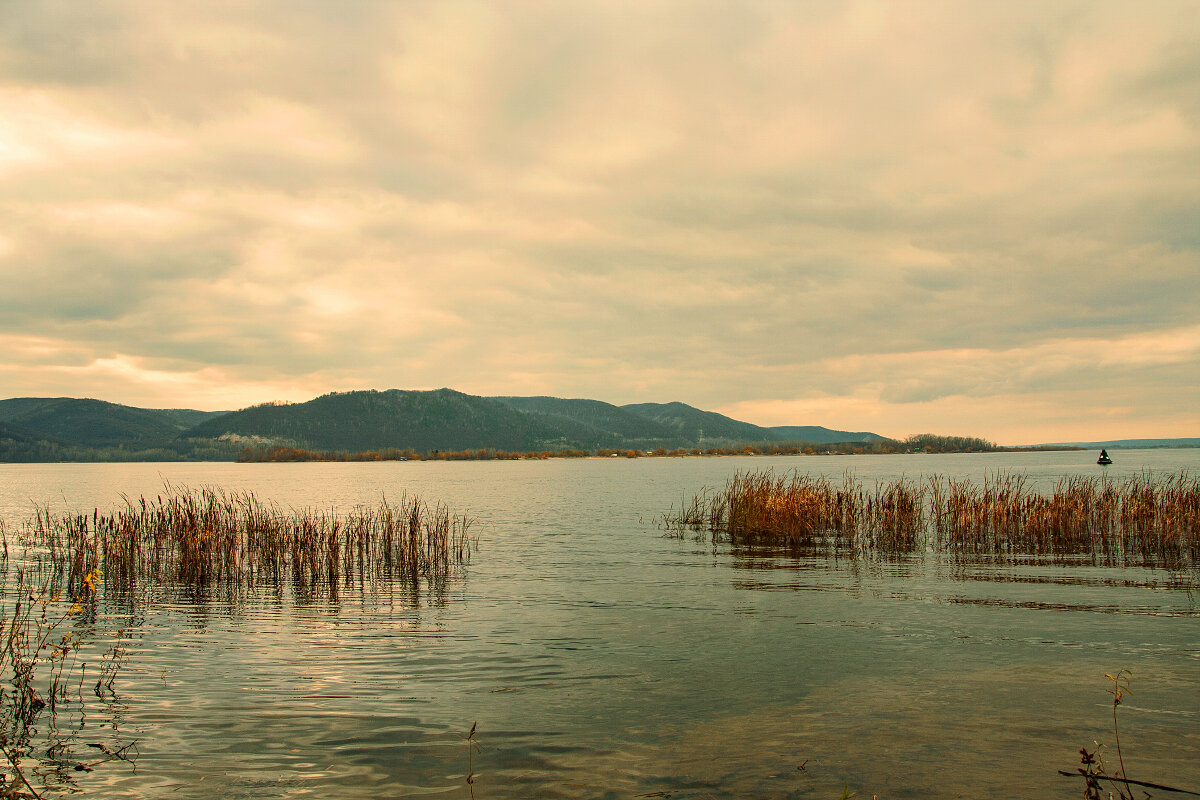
<box><xmin>0</xmin><ymin>0</ymin><xmax>1196</xmax><ymax>442</ymax></box>
<box><xmin>0</xmin><ymin>353</ymin><xmax>327</xmax><ymax>411</ymax></box>
<box><xmin>0</xmin><ymin>87</ymin><xmax>184</xmax><ymax>177</ymax></box>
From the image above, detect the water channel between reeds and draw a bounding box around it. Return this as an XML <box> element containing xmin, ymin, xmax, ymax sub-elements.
<box><xmin>0</xmin><ymin>450</ymin><xmax>1198</xmax><ymax>799</ymax></box>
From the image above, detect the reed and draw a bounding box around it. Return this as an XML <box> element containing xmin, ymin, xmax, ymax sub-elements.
<box><xmin>0</xmin><ymin>533</ymin><xmax>134</xmax><ymax>797</ymax></box>
<box><xmin>0</xmin><ymin>485</ymin><xmax>473</xmax><ymax>793</ymax></box>
<box><xmin>1059</xmin><ymin>671</ymin><xmax>1199</xmax><ymax>800</ymax></box>
<box><xmin>664</xmin><ymin>469</ymin><xmax>1199</xmax><ymax>569</ymax></box>
<box><xmin>18</xmin><ymin>484</ymin><xmax>474</xmax><ymax>599</ymax></box>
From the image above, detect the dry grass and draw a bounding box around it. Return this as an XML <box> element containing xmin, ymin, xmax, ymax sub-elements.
<box><xmin>665</xmin><ymin>469</ymin><xmax>1199</xmax><ymax>569</ymax></box>
<box><xmin>19</xmin><ymin>484</ymin><xmax>474</xmax><ymax>599</ymax></box>
<box><xmin>0</xmin><ymin>485</ymin><xmax>474</xmax><ymax>795</ymax></box>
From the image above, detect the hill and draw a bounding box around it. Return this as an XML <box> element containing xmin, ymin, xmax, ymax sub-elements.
<box><xmin>0</xmin><ymin>418</ymin><xmax>68</xmax><ymax>448</ymax></box>
<box><xmin>492</xmin><ymin>396</ymin><xmax>686</xmax><ymax>448</ymax></box>
<box><xmin>620</xmin><ymin>401</ymin><xmax>772</xmax><ymax>446</ymax></box>
<box><xmin>185</xmin><ymin>389</ymin><xmax>585</xmax><ymax>453</ymax></box>
<box><xmin>0</xmin><ymin>397</ymin><xmax>228</xmax><ymax>448</ymax></box>
<box><xmin>0</xmin><ymin>390</ymin><xmax>889</xmax><ymax>461</ymax></box>
<box><xmin>1035</xmin><ymin>438</ymin><xmax>1200</xmax><ymax>450</ymax></box>
<box><xmin>0</xmin><ymin>397</ymin><xmax>233</xmax><ymax>460</ymax></box>
<box><xmin>619</xmin><ymin>402</ymin><xmax>883</xmax><ymax>447</ymax></box>
<box><xmin>495</xmin><ymin>398</ymin><xmax>884</xmax><ymax>450</ymax></box>
<box><xmin>766</xmin><ymin>425</ymin><xmax>887</xmax><ymax>445</ymax></box>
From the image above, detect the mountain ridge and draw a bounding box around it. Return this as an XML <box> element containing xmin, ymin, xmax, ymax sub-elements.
<box><xmin>0</xmin><ymin>389</ymin><xmax>887</xmax><ymax>461</ymax></box>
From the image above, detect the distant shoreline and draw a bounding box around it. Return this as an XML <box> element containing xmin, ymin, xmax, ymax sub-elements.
<box><xmin>4</xmin><ymin>392</ymin><xmax>1195</xmax><ymax>464</ymax></box>
<box><xmin>232</xmin><ymin>442</ymin><xmax>1088</xmax><ymax>464</ymax></box>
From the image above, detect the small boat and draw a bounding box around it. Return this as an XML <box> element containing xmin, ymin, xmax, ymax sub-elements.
<box><xmin>1097</xmin><ymin>449</ymin><xmax>1112</xmax><ymax>465</ymax></box>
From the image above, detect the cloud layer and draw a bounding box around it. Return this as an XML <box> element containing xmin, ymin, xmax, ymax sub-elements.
<box><xmin>1</xmin><ymin>1</ymin><xmax>1197</xmax><ymax>442</ymax></box>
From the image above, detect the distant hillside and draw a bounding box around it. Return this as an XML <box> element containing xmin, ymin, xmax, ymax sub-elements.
<box><xmin>0</xmin><ymin>398</ymin><xmax>55</xmax><ymax>420</ymax></box>
<box><xmin>0</xmin><ymin>397</ymin><xmax>228</xmax><ymax>448</ymax></box>
<box><xmin>0</xmin><ymin>389</ymin><xmax>889</xmax><ymax>462</ymax></box>
<box><xmin>0</xmin><ymin>419</ymin><xmax>104</xmax><ymax>462</ymax></box>
<box><xmin>185</xmin><ymin>389</ymin><xmax>585</xmax><ymax>453</ymax></box>
<box><xmin>197</xmin><ymin>391</ymin><xmax>885</xmax><ymax>455</ymax></box>
<box><xmin>0</xmin><ymin>400</ymin><xmax>236</xmax><ymax>462</ymax></box>
<box><xmin>619</xmin><ymin>402</ymin><xmax>883</xmax><ymax>447</ymax></box>
<box><xmin>1037</xmin><ymin>438</ymin><xmax>1200</xmax><ymax>449</ymax></box>
<box><xmin>152</xmin><ymin>408</ymin><xmax>229</xmax><ymax>429</ymax></box>
<box><xmin>0</xmin><ymin>419</ymin><xmax>65</xmax><ymax>446</ymax></box>
<box><xmin>493</xmin><ymin>396</ymin><xmax>687</xmax><ymax>448</ymax></box>
<box><xmin>621</xmin><ymin>401</ymin><xmax>771</xmax><ymax>446</ymax></box>
<box><xmin>0</xmin><ymin>420</ymin><xmax>73</xmax><ymax>463</ymax></box>
<box><xmin>766</xmin><ymin>425</ymin><xmax>887</xmax><ymax>444</ymax></box>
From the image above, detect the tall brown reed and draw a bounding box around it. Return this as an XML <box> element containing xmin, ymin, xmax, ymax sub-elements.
<box><xmin>1</xmin><ymin>484</ymin><xmax>474</xmax><ymax>793</ymax></box>
<box><xmin>665</xmin><ymin>469</ymin><xmax>1199</xmax><ymax>569</ymax></box>
<box><xmin>21</xmin><ymin>485</ymin><xmax>474</xmax><ymax>599</ymax></box>
<box><xmin>670</xmin><ymin>471</ymin><xmax>927</xmax><ymax>554</ymax></box>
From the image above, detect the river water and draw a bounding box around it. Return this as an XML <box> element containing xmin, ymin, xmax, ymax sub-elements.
<box><xmin>1</xmin><ymin>450</ymin><xmax>1197</xmax><ymax>799</ymax></box>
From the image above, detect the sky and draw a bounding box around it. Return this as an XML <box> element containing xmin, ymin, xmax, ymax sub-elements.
<box><xmin>1</xmin><ymin>1</ymin><xmax>1197</xmax><ymax>445</ymax></box>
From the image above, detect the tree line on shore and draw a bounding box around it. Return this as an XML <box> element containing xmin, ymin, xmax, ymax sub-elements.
<box><xmin>236</xmin><ymin>434</ymin><xmax>1075</xmax><ymax>463</ymax></box>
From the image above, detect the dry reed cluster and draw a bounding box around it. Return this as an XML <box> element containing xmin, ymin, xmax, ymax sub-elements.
<box><xmin>0</xmin><ymin>485</ymin><xmax>474</xmax><ymax>794</ymax></box>
<box><xmin>666</xmin><ymin>470</ymin><xmax>1199</xmax><ymax>568</ymax></box>
<box><xmin>21</xmin><ymin>484</ymin><xmax>474</xmax><ymax>598</ymax></box>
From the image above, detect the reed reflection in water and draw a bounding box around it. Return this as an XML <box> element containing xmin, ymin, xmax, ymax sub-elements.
<box><xmin>0</xmin><ymin>484</ymin><xmax>474</xmax><ymax>797</ymax></box>
<box><xmin>665</xmin><ymin>470</ymin><xmax>1200</xmax><ymax>572</ymax></box>
<box><xmin>25</xmin><ymin>484</ymin><xmax>474</xmax><ymax>601</ymax></box>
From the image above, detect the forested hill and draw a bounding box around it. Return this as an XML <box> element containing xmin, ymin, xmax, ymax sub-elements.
<box><xmin>494</xmin><ymin>396</ymin><xmax>888</xmax><ymax>449</ymax></box>
<box><xmin>492</xmin><ymin>396</ymin><xmax>693</xmax><ymax>449</ymax></box>
<box><xmin>0</xmin><ymin>397</ymin><xmax>232</xmax><ymax>460</ymax></box>
<box><xmin>0</xmin><ymin>397</ymin><xmax>223</xmax><ymax>447</ymax></box>
<box><xmin>599</xmin><ymin>401</ymin><xmax>887</xmax><ymax>447</ymax></box>
<box><xmin>619</xmin><ymin>401</ymin><xmax>771</xmax><ymax>445</ymax></box>
<box><xmin>767</xmin><ymin>425</ymin><xmax>888</xmax><ymax>444</ymax></box>
<box><xmin>0</xmin><ymin>389</ymin><xmax>889</xmax><ymax>462</ymax></box>
<box><xmin>185</xmin><ymin>391</ymin><xmax>890</xmax><ymax>455</ymax></box>
<box><xmin>185</xmin><ymin>389</ymin><xmax>581</xmax><ymax>453</ymax></box>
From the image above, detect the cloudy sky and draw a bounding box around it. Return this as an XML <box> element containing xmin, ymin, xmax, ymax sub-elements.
<box><xmin>1</xmin><ymin>1</ymin><xmax>1197</xmax><ymax>444</ymax></box>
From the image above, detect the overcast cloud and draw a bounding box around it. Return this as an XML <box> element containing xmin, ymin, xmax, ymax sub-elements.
<box><xmin>1</xmin><ymin>0</ymin><xmax>1197</xmax><ymax>443</ymax></box>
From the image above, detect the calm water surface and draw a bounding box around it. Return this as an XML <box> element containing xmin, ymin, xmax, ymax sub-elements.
<box><xmin>1</xmin><ymin>450</ymin><xmax>1197</xmax><ymax>799</ymax></box>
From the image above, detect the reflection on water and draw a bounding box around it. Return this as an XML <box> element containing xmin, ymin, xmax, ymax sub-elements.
<box><xmin>0</xmin><ymin>451</ymin><xmax>1197</xmax><ymax>798</ymax></box>
<box><xmin>667</xmin><ymin>469</ymin><xmax>1199</xmax><ymax>581</ymax></box>
<box><xmin>725</xmin><ymin>548</ymin><xmax>1200</xmax><ymax>616</ymax></box>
